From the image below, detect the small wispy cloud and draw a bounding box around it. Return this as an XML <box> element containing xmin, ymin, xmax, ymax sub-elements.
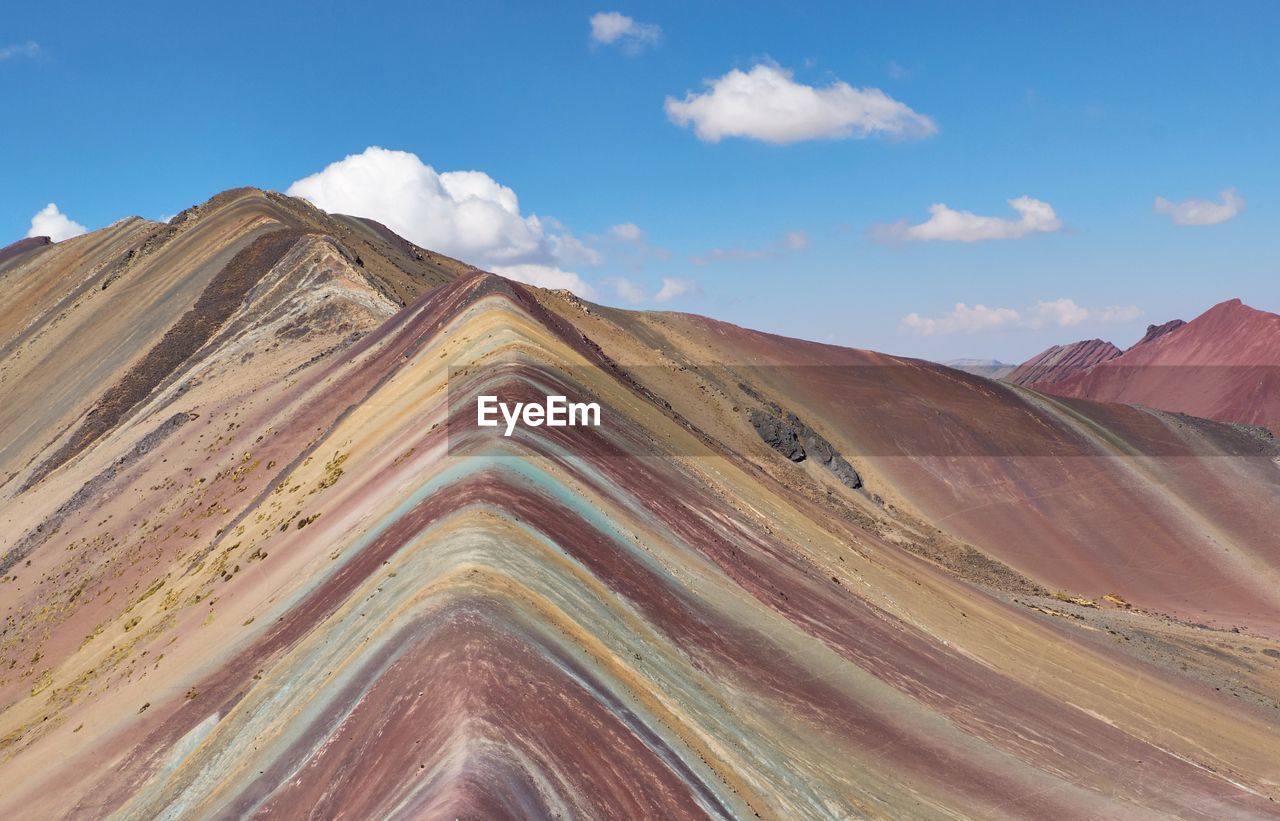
<box><xmin>902</xmin><ymin>298</ymin><xmax>1141</xmax><ymax>336</ymax></box>
<box><xmin>692</xmin><ymin>229</ymin><xmax>808</xmax><ymax>265</ymax></box>
<box><xmin>597</xmin><ymin>222</ymin><xmax>670</xmax><ymax>270</ymax></box>
<box><xmin>0</xmin><ymin>41</ymin><xmax>41</xmax><ymax>60</ymax></box>
<box><xmin>886</xmin><ymin>60</ymin><xmax>921</xmax><ymax>81</ymax></box>
<box><xmin>1153</xmin><ymin>187</ymin><xmax>1244</xmax><ymax>226</ymax></box>
<box><xmin>874</xmin><ymin>197</ymin><xmax>1062</xmax><ymax>244</ymax></box>
<box><xmin>589</xmin><ymin>12</ymin><xmax>661</xmax><ymax>54</ymax></box>
<box><xmin>609</xmin><ymin>222</ymin><xmax>644</xmax><ymax>242</ymax></box>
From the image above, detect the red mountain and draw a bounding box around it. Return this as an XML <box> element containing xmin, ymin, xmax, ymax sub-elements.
<box><xmin>1021</xmin><ymin>299</ymin><xmax>1280</xmax><ymax>431</ymax></box>
<box><xmin>1006</xmin><ymin>338</ymin><xmax>1121</xmax><ymax>386</ymax></box>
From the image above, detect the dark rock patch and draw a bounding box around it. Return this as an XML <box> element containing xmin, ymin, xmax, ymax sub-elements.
<box><xmin>749</xmin><ymin>402</ymin><xmax>862</xmax><ymax>490</ymax></box>
<box><xmin>1131</xmin><ymin>318</ymin><xmax>1186</xmax><ymax>349</ymax></box>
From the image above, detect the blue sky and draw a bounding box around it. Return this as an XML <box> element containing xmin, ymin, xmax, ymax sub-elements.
<box><xmin>3</xmin><ymin>1</ymin><xmax>1277</xmax><ymax>361</ymax></box>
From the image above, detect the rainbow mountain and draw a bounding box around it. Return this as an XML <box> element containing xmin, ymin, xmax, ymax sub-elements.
<box><xmin>1</xmin><ymin>189</ymin><xmax>1279</xmax><ymax>818</ymax></box>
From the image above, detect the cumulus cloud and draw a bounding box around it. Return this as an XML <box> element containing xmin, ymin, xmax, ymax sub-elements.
<box><xmin>490</xmin><ymin>264</ymin><xmax>596</xmax><ymax>299</ymax></box>
<box><xmin>289</xmin><ymin>148</ymin><xmax>542</xmax><ymax>263</ymax></box>
<box><xmin>0</xmin><ymin>41</ymin><xmax>41</xmax><ymax>60</ymax></box>
<box><xmin>874</xmin><ymin>196</ymin><xmax>1062</xmax><ymax>243</ymax></box>
<box><xmin>589</xmin><ymin>12</ymin><xmax>661</xmax><ymax>53</ymax></box>
<box><xmin>692</xmin><ymin>229</ymin><xmax>808</xmax><ymax>265</ymax></box>
<box><xmin>665</xmin><ymin>64</ymin><xmax>936</xmax><ymax>144</ymax></box>
<box><xmin>287</xmin><ymin>147</ymin><xmax>601</xmax><ymax>297</ymax></box>
<box><xmin>27</xmin><ymin>203</ymin><xmax>87</xmax><ymax>242</ymax></box>
<box><xmin>902</xmin><ymin>298</ymin><xmax>1140</xmax><ymax>336</ymax></box>
<box><xmin>1153</xmin><ymin>187</ymin><xmax>1244</xmax><ymax>226</ymax></box>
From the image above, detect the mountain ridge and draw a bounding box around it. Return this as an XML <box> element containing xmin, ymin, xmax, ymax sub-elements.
<box><xmin>1006</xmin><ymin>338</ymin><xmax>1122</xmax><ymax>386</ymax></box>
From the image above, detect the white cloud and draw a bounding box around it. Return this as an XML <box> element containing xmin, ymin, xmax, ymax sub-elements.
<box><xmin>692</xmin><ymin>229</ymin><xmax>809</xmax><ymax>265</ymax></box>
<box><xmin>1093</xmin><ymin>305</ymin><xmax>1144</xmax><ymax>323</ymax></box>
<box><xmin>547</xmin><ymin>231</ymin><xmax>602</xmax><ymax>266</ymax></box>
<box><xmin>902</xmin><ymin>303</ymin><xmax>1022</xmax><ymax>336</ymax></box>
<box><xmin>27</xmin><ymin>203</ymin><xmax>87</xmax><ymax>242</ymax></box>
<box><xmin>1153</xmin><ymin>187</ymin><xmax>1243</xmax><ymax>226</ymax></box>
<box><xmin>0</xmin><ymin>41</ymin><xmax>41</xmax><ymax>60</ymax></box>
<box><xmin>605</xmin><ymin>275</ymin><xmax>699</xmax><ymax>305</ymax></box>
<box><xmin>874</xmin><ymin>196</ymin><xmax>1062</xmax><ymax>243</ymax></box>
<box><xmin>654</xmin><ymin>277</ymin><xmax>698</xmax><ymax>302</ymax></box>
<box><xmin>601</xmin><ymin>222</ymin><xmax>670</xmax><ymax>267</ymax></box>
<box><xmin>903</xmin><ymin>298</ymin><xmax>1140</xmax><ymax>336</ymax></box>
<box><xmin>589</xmin><ymin>12</ymin><xmax>661</xmax><ymax>53</ymax></box>
<box><xmin>1029</xmin><ymin>297</ymin><xmax>1089</xmax><ymax>328</ymax></box>
<box><xmin>490</xmin><ymin>264</ymin><xmax>596</xmax><ymax>299</ymax></box>
<box><xmin>610</xmin><ymin>277</ymin><xmax>647</xmax><ymax>304</ymax></box>
<box><xmin>287</xmin><ymin>147</ymin><xmax>599</xmax><ymax>276</ymax></box>
<box><xmin>665</xmin><ymin>64</ymin><xmax>936</xmax><ymax>144</ymax></box>
<box><xmin>609</xmin><ymin>222</ymin><xmax>644</xmax><ymax>242</ymax></box>
<box><xmin>1027</xmin><ymin>298</ymin><xmax>1138</xmax><ymax>328</ymax></box>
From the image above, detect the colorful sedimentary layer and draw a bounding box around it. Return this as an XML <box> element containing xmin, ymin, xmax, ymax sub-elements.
<box><xmin>1</xmin><ymin>190</ymin><xmax>1278</xmax><ymax>818</ymax></box>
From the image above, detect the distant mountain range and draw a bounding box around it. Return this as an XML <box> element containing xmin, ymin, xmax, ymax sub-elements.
<box><xmin>1006</xmin><ymin>299</ymin><xmax>1280</xmax><ymax>432</ymax></box>
<box><xmin>940</xmin><ymin>358</ymin><xmax>1016</xmax><ymax>379</ymax></box>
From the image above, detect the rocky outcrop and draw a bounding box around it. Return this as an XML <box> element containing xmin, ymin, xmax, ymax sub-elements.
<box><xmin>1129</xmin><ymin>318</ymin><xmax>1186</xmax><ymax>350</ymax></box>
<box><xmin>1007</xmin><ymin>339</ymin><xmax>1122</xmax><ymax>386</ymax></box>
<box><xmin>749</xmin><ymin>403</ymin><xmax>863</xmax><ymax>489</ymax></box>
